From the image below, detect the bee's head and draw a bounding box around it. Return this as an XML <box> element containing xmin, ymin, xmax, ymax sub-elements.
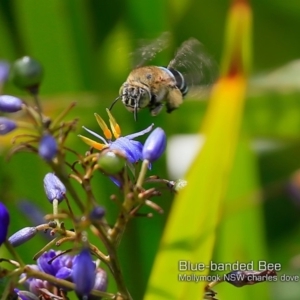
<box><xmin>118</xmin><ymin>84</ymin><xmax>151</xmax><ymax>121</ymax></box>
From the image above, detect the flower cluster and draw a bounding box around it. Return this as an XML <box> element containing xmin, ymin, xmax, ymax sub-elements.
<box><xmin>0</xmin><ymin>56</ymin><xmax>176</xmax><ymax>300</ymax></box>
<box><xmin>79</xmin><ymin>108</ymin><xmax>166</xmax><ymax>165</ymax></box>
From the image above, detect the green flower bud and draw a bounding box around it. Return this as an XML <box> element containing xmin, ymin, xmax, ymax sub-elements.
<box><xmin>98</xmin><ymin>150</ymin><xmax>126</xmax><ymax>175</ymax></box>
<box><xmin>10</xmin><ymin>56</ymin><xmax>43</xmax><ymax>93</ymax></box>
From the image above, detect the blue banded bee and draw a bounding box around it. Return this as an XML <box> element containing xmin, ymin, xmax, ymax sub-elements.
<box><xmin>110</xmin><ymin>33</ymin><xmax>217</xmax><ymax>120</ymax></box>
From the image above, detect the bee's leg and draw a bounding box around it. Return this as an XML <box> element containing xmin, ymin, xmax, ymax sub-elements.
<box><xmin>150</xmin><ymin>103</ymin><xmax>164</xmax><ymax>116</ymax></box>
<box><xmin>166</xmin><ymin>87</ymin><xmax>183</xmax><ymax>113</ymax></box>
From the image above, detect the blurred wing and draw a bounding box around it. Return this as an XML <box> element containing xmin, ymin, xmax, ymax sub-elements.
<box><xmin>131</xmin><ymin>32</ymin><xmax>171</xmax><ymax>68</ymax></box>
<box><xmin>168</xmin><ymin>38</ymin><xmax>218</xmax><ymax>89</ymax></box>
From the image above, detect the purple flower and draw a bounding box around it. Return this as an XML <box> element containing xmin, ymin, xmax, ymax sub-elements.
<box><xmin>43</xmin><ymin>173</ymin><xmax>66</xmax><ymax>203</ymax></box>
<box><xmin>24</xmin><ymin>264</ymin><xmax>55</xmax><ymax>295</ymax></box>
<box><xmin>0</xmin><ymin>117</ymin><xmax>17</xmax><ymax>135</ymax></box>
<box><xmin>0</xmin><ymin>61</ymin><xmax>10</xmax><ymax>83</ymax></box>
<box><xmin>79</xmin><ymin>109</ymin><xmax>153</xmax><ymax>164</ymax></box>
<box><xmin>72</xmin><ymin>248</ymin><xmax>96</xmax><ymax>297</ymax></box>
<box><xmin>38</xmin><ymin>134</ymin><xmax>57</xmax><ymax>161</ymax></box>
<box><xmin>24</xmin><ymin>251</ymin><xmax>75</xmax><ymax>295</ymax></box>
<box><xmin>8</xmin><ymin>227</ymin><xmax>37</xmax><ymax>247</ymax></box>
<box><xmin>22</xmin><ymin>249</ymin><xmax>107</xmax><ymax>298</ymax></box>
<box><xmin>0</xmin><ymin>201</ymin><xmax>9</xmax><ymax>246</ymax></box>
<box><xmin>0</xmin><ymin>95</ymin><xmax>23</xmax><ymax>112</ymax></box>
<box><xmin>142</xmin><ymin>127</ymin><xmax>166</xmax><ymax>162</ymax></box>
<box><xmin>37</xmin><ymin>250</ymin><xmax>73</xmax><ymax>279</ymax></box>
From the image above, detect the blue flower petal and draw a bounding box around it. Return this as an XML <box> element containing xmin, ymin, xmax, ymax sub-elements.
<box><xmin>125</xmin><ymin>123</ymin><xmax>154</xmax><ymax>140</ymax></box>
<box><xmin>37</xmin><ymin>250</ymin><xmax>57</xmax><ymax>276</ymax></box>
<box><xmin>110</xmin><ymin>137</ymin><xmax>142</xmax><ymax>163</ymax></box>
<box><xmin>56</xmin><ymin>266</ymin><xmax>72</xmax><ymax>279</ymax></box>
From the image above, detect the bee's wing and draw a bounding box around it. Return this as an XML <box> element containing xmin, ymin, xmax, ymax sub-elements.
<box><xmin>131</xmin><ymin>32</ymin><xmax>171</xmax><ymax>68</ymax></box>
<box><xmin>167</xmin><ymin>38</ymin><xmax>218</xmax><ymax>89</ymax></box>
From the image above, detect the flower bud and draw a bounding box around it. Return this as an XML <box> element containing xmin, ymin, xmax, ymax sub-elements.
<box><xmin>39</xmin><ymin>134</ymin><xmax>57</xmax><ymax>161</ymax></box>
<box><xmin>85</xmin><ymin>268</ymin><xmax>108</xmax><ymax>300</ymax></box>
<box><xmin>0</xmin><ymin>95</ymin><xmax>23</xmax><ymax>113</ymax></box>
<box><xmin>8</xmin><ymin>227</ymin><xmax>38</xmax><ymax>247</ymax></box>
<box><xmin>14</xmin><ymin>289</ymin><xmax>39</xmax><ymax>300</ymax></box>
<box><xmin>72</xmin><ymin>248</ymin><xmax>96</xmax><ymax>297</ymax></box>
<box><xmin>90</xmin><ymin>206</ymin><xmax>106</xmax><ymax>222</ymax></box>
<box><xmin>10</xmin><ymin>56</ymin><xmax>43</xmax><ymax>91</ymax></box>
<box><xmin>43</xmin><ymin>173</ymin><xmax>66</xmax><ymax>203</ymax></box>
<box><xmin>0</xmin><ymin>201</ymin><xmax>10</xmax><ymax>246</ymax></box>
<box><xmin>0</xmin><ymin>61</ymin><xmax>10</xmax><ymax>83</ymax></box>
<box><xmin>94</xmin><ymin>268</ymin><xmax>108</xmax><ymax>292</ymax></box>
<box><xmin>98</xmin><ymin>150</ymin><xmax>126</xmax><ymax>174</ymax></box>
<box><xmin>0</xmin><ymin>117</ymin><xmax>17</xmax><ymax>135</ymax></box>
<box><xmin>142</xmin><ymin>127</ymin><xmax>166</xmax><ymax>162</ymax></box>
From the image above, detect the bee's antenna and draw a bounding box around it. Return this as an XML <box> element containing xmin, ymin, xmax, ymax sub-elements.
<box><xmin>134</xmin><ymin>104</ymin><xmax>138</xmax><ymax>121</ymax></box>
<box><xmin>109</xmin><ymin>96</ymin><xmax>121</xmax><ymax>111</ymax></box>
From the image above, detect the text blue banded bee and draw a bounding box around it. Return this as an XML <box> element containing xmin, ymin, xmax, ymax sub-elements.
<box><xmin>110</xmin><ymin>33</ymin><xmax>217</xmax><ymax>120</ymax></box>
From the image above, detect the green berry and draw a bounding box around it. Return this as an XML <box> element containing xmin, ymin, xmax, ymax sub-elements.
<box><xmin>10</xmin><ymin>56</ymin><xmax>43</xmax><ymax>92</ymax></box>
<box><xmin>98</xmin><ymin>150</ymin><xmax>126</xmax><ymax>175</ymax></box>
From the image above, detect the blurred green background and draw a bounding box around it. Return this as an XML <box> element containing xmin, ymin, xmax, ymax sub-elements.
<box><xmin>1</xmin><ymin>0</ymin><xmax>300</xmax><ymax>299</ymax></box>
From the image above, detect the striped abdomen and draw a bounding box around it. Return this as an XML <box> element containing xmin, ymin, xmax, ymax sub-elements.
<box><xmin>158</xmin><ymin>66</ymin><xmax>188</xmax><ymax>97</ymax></box>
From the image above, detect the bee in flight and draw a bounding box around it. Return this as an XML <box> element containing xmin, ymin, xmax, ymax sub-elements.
<box><xmin>110</xmin><ymin>33</ymin><xmax>217</xmax><ymax>120</ymax></box>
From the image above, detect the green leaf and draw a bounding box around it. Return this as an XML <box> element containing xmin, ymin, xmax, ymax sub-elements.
<box><xmin>213</xmin><ymin>138</ymin><xmax>269</xmax><ymax>299</ymax></box>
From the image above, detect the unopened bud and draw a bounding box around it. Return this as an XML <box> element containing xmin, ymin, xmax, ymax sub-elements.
<box><xmin>142</xmin><ymin>127</ymin><xmax>166</xmax><ymax>162</ymax></box>
<box><xmin>39</xmin><ymin>134</ymin><xmax>57</xmax><ymax>161</ymax></box>
<box><xmin>8</xmin><ymin>227</ymin><xmax>38</xmax><ymax>247</ymax></box>
<box><xmin>0</xmin><ymin>117</ymin><xmax>17</xmax><ymax>135</ymax></box>
<box><xmin>0</xmin><ymin>95</ymin><xmax>23</xmax><ymax>113</ymax></box>
<box><xmin>43</xmin><ymin>173</ymin><xmax>66</xmax><ymax>203</ymax></box>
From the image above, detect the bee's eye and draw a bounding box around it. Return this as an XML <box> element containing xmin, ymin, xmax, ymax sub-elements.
<box><xmin>139</xmin><ymin>92</ymin><xmax>150</xmax><ymax>108</ymax></box>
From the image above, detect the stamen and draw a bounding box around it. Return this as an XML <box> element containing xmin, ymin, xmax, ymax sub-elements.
<box><xmin>106</xmin><ymin>108</ymin><xmax>121</xmax><ymax>139</ymax></box>
<box><xmin>81</xmin><ymin>126</ymin><xmax>108</xmax><ymax>144</ymax></box>
<box><xmin>94</xmin><ymin>113</ymin><xmax>112</xmax><ymax>140</ymax></box>
<box><xmin>78</xmin><ymin>135</ymin><xmax>108</xmax><ymax>151</ymax></box>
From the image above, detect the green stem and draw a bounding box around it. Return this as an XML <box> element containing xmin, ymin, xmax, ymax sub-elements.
<box><xmin>94</xmin><ymin>223</ymin><xmax>132</xmax><ymax>300</ymax></box>
<box><xmin>32</xmin><ymin>93</ymin><xmax>44</xmax><ymax>125</ymax></box>
<box><xmin>52</xmin><ymin>199</ymin><xmax>60</xmax><ymax>226</ymax></box>
<box><xmin>51</xmin><ymin>101</ymin><xmax>76</xmax><ymax>129</ymax></box>
<box><xmin>135</xmin><ymin>159</ymin><xmax>149</xmax><ymax>189</ymax></box>
<box><xmin>108</xmin><ymin>247</ymin><xmax>133</xmax><ymax>300</ymax></box>
<box><xmin>4</xmin><ymin>240</ymin><xmax>25</xmax><ymax>267</ymax></box>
